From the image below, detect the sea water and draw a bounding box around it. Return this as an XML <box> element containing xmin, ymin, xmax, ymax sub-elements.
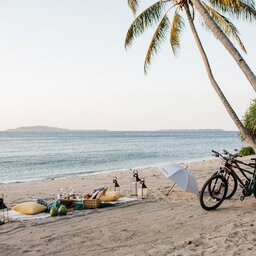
<box><xmin>0</xmin><ymin>130</ymin><xmax>244</xmax><ymax>183</ymax></box>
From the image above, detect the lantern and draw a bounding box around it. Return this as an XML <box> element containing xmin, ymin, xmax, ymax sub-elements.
<box><xmin>111</xmin><ymin>177</ymin><xmax>120</xmax><ymax>192</ymax></box>
<box><xmin>137</xmin><ymin>178</ymin><xmax>148</xmax><ymax>199</ymax></box>
<box><xmin>0</xmin><ymin>196</ymin><xmax>9</xmax><ymax>224</ymax></box>
<box><xmin>130</xmin><ymin>169</ymin><xmax>141</xmax><ymax>196</ymax></box>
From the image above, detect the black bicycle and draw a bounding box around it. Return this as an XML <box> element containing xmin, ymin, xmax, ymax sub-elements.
<box><xmin>199</xmin><ymin>150</ymin><xmax>256</xmax><ymax>211</ymax></box>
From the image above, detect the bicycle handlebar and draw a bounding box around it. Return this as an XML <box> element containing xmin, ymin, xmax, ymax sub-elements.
<box><xmin>212</xmin><ymin>149</ymin><xmax>256</xmax><ymax>170</ymax></box>
<box><xmin>211</xmin><ymin>149</ymin><xmax>241</xmax><ymax>161</ymax></box>
<box><xmin>222</xmin><ymin>149</ymin><xmax>242</xmax><ymax>159</ymax></box>
<box><xmin>211</xmin><ymin>150</ymin><xmax>221</xmax><ymax>157</ymax></box>
<box><xmin>223</xmin><ymin>149</ymin><xmax>229</xmax><ymax>155</ymax></box>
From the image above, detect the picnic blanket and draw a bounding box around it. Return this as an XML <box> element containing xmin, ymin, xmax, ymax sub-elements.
<box><xmin>8</xmin><ymin>210</ymin><xmax>49</xmax><ymax>221</ymax></box>
<box><xmin>9</xmin><ymin>197</ymin><xmax>138</xmax><ymax>221</ymax></box>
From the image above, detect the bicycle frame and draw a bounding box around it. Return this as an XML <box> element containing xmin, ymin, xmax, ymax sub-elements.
<box><xmin>222</xmin><ymin>158</ymin><xmax>256</xmax><ymax>190</ymax></box>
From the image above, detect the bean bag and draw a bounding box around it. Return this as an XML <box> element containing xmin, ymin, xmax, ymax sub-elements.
<box><xmin>99</xmin><ymin>191</ymin><xmax>121</xmax><ymax>202</ymax></box>
<box><xmin>12</xmin><ymin>202</ymin><xmax>47</xmax><ymax>215</ymax></box>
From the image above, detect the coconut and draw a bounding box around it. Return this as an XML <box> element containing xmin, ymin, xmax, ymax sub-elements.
<box><xmin>50</xmin><ymin>207</ymin><xmax>58</xmax><ymax>217</ymax></box>
<box><xmin>58</xmin><ymin>205</ymin><xmax>67</xmax><ymax>216</ymax></box>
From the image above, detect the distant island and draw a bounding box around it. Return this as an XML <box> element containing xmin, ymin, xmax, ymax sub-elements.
<box><xmin>6</xmin><ymin>126</ymin><xmax>109</xmax><ymax>132</ymax></box>
<box><xmin>7</xmin><ymin>126</ymin><xmax>69</xmax><ymax>131</ymax></box>
<box><xmin>157</xmin><ymin>129</ymin><xmax>225</xmax><ymax>132</ymax></box>
<box><xmin>6</xmin><ymin>127</ymin><xmax>229</xmax><ymax>132</ymax></box>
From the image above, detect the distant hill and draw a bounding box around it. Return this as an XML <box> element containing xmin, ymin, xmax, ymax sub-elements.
<box><xmin>7</xmin><ymin>126</ymin><xmax>69</xmax><ymax>131</ymax></box>
<box><xmin>157</xmin><ymin>129</ymin><xmax>225</xmax><ymax>132</ymax></box>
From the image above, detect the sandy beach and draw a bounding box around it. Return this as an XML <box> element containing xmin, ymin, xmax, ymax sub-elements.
<box><xmin>1</xmin><ymin>157</ymin><xmax>256</xmax><ymax>256</ymax></box>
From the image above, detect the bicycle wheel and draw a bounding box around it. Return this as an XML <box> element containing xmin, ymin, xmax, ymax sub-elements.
<box><xmin>211</xmin><ymin>170</ymin><xmax>237</xmax><ymax>199</ymax></box>
<box><xmin>200</xmin><ymin>175</ymin><xmax>228</xmax><ymax>211</ymax></box>
<box><xmin>252</xmin><ymin>179</ymin><xmax>256</xmax><ymax>198</ymax></box>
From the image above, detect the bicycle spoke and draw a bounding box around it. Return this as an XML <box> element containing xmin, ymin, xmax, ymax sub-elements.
<box><xmin>200</xmin><ymin>175</ymin><xmax>228</xmax><ymax>211</ymax></box>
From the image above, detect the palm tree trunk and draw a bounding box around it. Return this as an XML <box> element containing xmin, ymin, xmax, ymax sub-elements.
<box><xmin>184</xmin><ymin>4</ymin><xmax>256</xmax><ymax>150</ymax></box>
<box><xmin>190</xmin><ymin>0</ymin><xmax>256</xmax><ymax>93</ymax></box>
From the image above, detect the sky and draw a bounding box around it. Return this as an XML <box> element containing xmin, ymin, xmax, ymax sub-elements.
<box><xmin>0</xmin><ymin>0</ymin><xmax>255</xmax><ymax>131</ymax></box>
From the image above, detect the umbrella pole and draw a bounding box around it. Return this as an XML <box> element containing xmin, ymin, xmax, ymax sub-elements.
<box><xmin>166</xmin><ymin>183</ymin><xmax>176</xmax><ymax>196</ymax></box>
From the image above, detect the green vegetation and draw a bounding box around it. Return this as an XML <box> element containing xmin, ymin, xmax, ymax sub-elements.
<box><xmin>239</xmin><ymin>146</ymin><xmax>255</xmax><ymax>156</ymax></box>
<box><xmin>242</xmin><ymin>100</ymin><xmax>256</xmax><ymax>139</ymax></box>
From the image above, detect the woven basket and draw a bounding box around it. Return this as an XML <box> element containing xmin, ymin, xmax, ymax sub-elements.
<box><xmin>58</xmin><ymin>199</ymin><xmax>78</xmax><ymax>209</ymax></box>
<box><xmin>83</xmin><ymin>199</ymin><xmax>100</xmax><ymax>209</ymax></box>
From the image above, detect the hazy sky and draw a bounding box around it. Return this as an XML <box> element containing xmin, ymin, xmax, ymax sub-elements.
<box><xmin>0</xmin><ymin>0</ymin><xmax>255</xmax><ymax>131</ymax></box>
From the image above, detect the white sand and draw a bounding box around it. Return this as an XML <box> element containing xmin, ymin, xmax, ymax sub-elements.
<box><xmin>1</xmin><ymin>157</ymin><xmax>256</xmax><ymax>255</ymax></box>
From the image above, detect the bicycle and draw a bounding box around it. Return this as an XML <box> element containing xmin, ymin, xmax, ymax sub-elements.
<box><xmin>199</xmin><ymin>149</ymin><xmax>256</xmax><ymax>211</ymax></box>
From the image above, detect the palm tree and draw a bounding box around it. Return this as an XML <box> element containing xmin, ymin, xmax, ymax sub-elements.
<box><xmin>127</xmin><ymin>0</ymin><xmax>256</xmax><ymax>92</ymax></box>
<box><xmin>191</xmin><ymin>0</ymin><xmax>256</xmax><ymax>92</ymax></box>
<box><xmin>125</xmin><ymin>0</ymin><xmax>256</xmax><ymax>149</ymax></box>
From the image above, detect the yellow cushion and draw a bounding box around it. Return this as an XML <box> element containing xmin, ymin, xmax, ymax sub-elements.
<box><xmin>12</xmin><ymin>202</ymin><xmax>47</xmax><ymax>215</ymax></box>
<box><xmin>99</xmin><ymin>191</ymin><xmax>121</xmax><ymax>202</ymax></box>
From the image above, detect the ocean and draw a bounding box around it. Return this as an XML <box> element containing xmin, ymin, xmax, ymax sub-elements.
<box><xmin>0</xmin><ymin>130</ymin><xmax>244</xmax><ymax>183</ymax></box>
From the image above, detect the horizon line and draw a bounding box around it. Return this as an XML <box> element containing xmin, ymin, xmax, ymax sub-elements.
<box><xmin>1</xmin><ymin>125</ymin><xmax>238</xmax><ymax>132</ymax></box>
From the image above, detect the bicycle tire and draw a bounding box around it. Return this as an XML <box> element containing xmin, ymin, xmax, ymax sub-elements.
<box><xmin>252</xmin><ymin>180</ymin><xmax>256</xmax><ymax>198</ymax></box>
<box><xmin>200</xmin><ymin>175</ymin><xmax>228</xmax><ymax>211</ymax></box>
<box><xmin>211</xmin><ymin>170</ymin><xmax>237</xmax><ymax>199</ymax></box>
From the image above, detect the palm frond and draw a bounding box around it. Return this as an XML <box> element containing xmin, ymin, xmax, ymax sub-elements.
<box><xmin>125</xmin><ymin>1</ymin><xmax>165</xmax><ymax>49</ymax></box>
<box><xmin>170</xmin><ymin>11</ymin><xmax>185</xmax><ymax>55</ymax></box>
<box><xmin>209</xmin><ymin>0</ymin><xmax>241</xmax><ymax>9</ymax></box>
<box><xmin>127</xmin><ymin>0</ymin><xmax>140</xmax><ymax>15</ymax></box>
<box><xmin>208</xmin><ymin>0</ymin><xmax>256</xmax><ymax>21</ymax></box>
<box><xmin>144</xmin><ymin>15</ymin><xmax>170</xmax><ymax>73</ymax></box>
<box><xmin>202</xmin><ymin>2</ymin><xmax>247</xmax><ymax>52</ymax></box>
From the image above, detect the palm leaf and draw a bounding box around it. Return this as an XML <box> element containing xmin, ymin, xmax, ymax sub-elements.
<box><xmin>170</xmin><ymin>11</ymin><xmax>185</xmax><ymax>55</ymax></box>
<box><xmin>127</xmin><ymin>0</ymin><xmax>140</xmax><ymax>15</ymax></box>
<box><xmin>208</xmin><ymin>0</ymin><xmax>256</xmax><ymax>21</ymax></box>
<box><xmin>144</xmin><ymin>15</ymin><xmax>170</xmax><ymax>73</ymax></box>
<box><xmin>125</xmin><ymin>1</ymin><xmax>165</xmax><ymax>49</ymax></box>
<box><xmin>202</xmin><ymin>2</ymin><xmax>247</xmax><ymax>52</ymax></box>
<box><xmin>208</xmin><ymin>0</ymin><xmax>241</xmax><ymax>9</ymax></box>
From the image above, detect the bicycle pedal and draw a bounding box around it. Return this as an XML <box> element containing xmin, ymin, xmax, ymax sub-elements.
<box><xmin>240</xmin><ymin>195</ymin><xmax>245</xmax><ymax>201</ymax></box>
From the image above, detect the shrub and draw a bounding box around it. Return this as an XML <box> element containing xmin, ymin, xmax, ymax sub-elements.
<box><xmin>239</xmin><ymin>146</ymin><xmax>255</xmax><ymax>156</ymax></box>
<box><xmin>241</xmin><ymin>100</ymin><xmax>256</xmax><ymax>140</ymax></box>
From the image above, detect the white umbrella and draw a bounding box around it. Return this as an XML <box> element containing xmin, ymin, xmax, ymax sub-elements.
<box><xmin>157</xmin><ymin>163</ymin><xmax>199</xmax><ymax>195</ymax></box>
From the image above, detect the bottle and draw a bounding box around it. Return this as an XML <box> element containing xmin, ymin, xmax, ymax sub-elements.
<box><xmin>60</xmin><ymin>188</ymin><xmax>63</xmax><ymax>198</ymax></box>
<box><xmin>69</xmin><ymin>186</ymin><xmax>74</xmax><ymax>196</ymax></box>
<box><xmin>57</xmin><ymin>188</ymin><xmax>63</xmax><ymax>199</ymax></box>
